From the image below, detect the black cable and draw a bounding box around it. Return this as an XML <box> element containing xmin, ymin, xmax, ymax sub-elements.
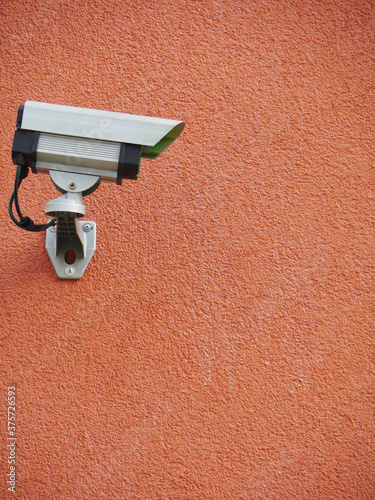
<box><xmin>8</xmin><ymin>165</ymin><xmax>56</xmax><ymax>232</ymax></box>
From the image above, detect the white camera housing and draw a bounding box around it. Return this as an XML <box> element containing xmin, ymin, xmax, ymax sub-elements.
<box><xmin>12</xmin><ymin>100</ymin><xmax>185</xmax><ymax>182</ymax></box>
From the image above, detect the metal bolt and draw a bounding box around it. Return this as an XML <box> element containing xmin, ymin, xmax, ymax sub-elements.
<box><xmin>65</xmin><ymin>267</ymin><xmax>75</xmax><ymax>276</ymax></box>
<box><xmin>69</xmin><ymin>182</ymin><xmax>77</xmax><ymax>190</ymax></box>
<box><xmin>83</xmin><ymin>223</ymin><xmax>92</xmax><ymax>232</ymax></box>
<box><xmin>49</xmin><ymin>225</ymin><xmax>56</xmax><ymax>232</ymax></box>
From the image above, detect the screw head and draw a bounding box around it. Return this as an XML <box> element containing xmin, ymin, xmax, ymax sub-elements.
<box><xmin>69</xmin><ymin>182</ymin><xmax>77</xmax><ymax>190</ymax></box>
<box><xmin>83</xmin><ymin>223</ymin><xmax>92</xmax><ymax>232</ymax></box>
<box><xmin>65</xmin><ymin>267</ymin><xmax>75</xmax><ymax>276</ymax></box>
<box><xmin>49</xmin><ymin>225</ymin><xmax>56</xmax><ymax>232</ymax></box>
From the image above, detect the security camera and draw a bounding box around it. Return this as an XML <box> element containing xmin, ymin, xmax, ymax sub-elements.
<box><xmin>12</xmin><ymin>100</ymin><xmax>185</xmax><ymax>182</ymax></box>
<box><xmin>9</xmin><ymin>101</ymin><xmax>185</xmax><ymax>279</ymax></box>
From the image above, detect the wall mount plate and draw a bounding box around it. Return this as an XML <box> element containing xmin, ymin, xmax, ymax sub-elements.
<box><xmin>45</xmin><ymin>219</ymin><xmax>96</xmax><ymax>279</ymax></box>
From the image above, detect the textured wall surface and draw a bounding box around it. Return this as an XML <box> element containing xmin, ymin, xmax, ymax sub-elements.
<box><xmin>1</xmin><ymin>0</ymin><xmax>375</xmax><ymax>498</ymax></box>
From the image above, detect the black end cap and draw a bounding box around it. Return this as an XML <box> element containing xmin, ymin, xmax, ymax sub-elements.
<box><xmin>12</xmin><ymin>129</ymin><xmax>40</xmax><ymax>171</ymax></box>
<box><xmin>117</xmin><ymin>143</ymin><xmax>142</xmax><ymax>184</ymax></box>
<box><xmin>16</xmin><ymin>105</ymin><xmax>24</xmax><ymax>129</ymax></box>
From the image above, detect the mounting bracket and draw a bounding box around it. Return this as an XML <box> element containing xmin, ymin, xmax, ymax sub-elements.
<box><xmin>45</xmin><ymin>218</ymin><xmax>96</xmax><ymax>279</ymax></box>
<box><xmin>44</xmin><ymin>171</ymin><xmax>100</xmax><ymax>279</ymax></box>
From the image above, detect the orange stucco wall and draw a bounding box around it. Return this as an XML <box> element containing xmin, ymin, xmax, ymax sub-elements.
<box><xmin>1</xmin><ymin>0</ymin><xmax>375</xmax><ymax>498</ymax></box>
